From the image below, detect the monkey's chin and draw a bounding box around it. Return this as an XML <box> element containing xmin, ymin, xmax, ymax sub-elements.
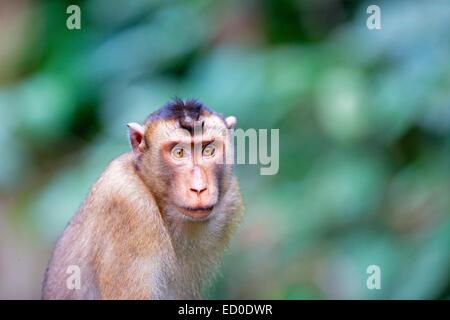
<box><xmin>179</xmin><ymin>206</ymin><xmax>214</xmax><ymax>221</ymax></box>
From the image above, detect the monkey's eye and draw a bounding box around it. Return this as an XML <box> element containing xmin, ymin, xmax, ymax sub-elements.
<box><xmin>171</xmin><ymin>146</ymin><xmax>185</xmax><ymax>159</ymax></box>
<box><xmin>202</xmin><ymin>144</ymin><xmax>216</xmax><ymax>158</ymax></box>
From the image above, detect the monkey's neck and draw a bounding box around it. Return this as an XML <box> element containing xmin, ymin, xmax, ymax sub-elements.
<box><xmin>151</xmin><ymin>182</ymin><xmax>241</xmax><ymax>299</ymax></box>
<box><xmin>151</xmin><ymin>207</ymin><xmax>229</xmax><ymax>299</ymax></box>
<box><xmin>163</xmin><ymin>208</ymin><xmax>229</xmax><ymax>258</ymax></box>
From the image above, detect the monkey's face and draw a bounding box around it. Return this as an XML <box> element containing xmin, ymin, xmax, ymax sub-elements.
<box><xmin>141</xmin><ymin>116</ymin><xmax>234</xmax><ymax>221</ymax></box>
<box><xmin>128</xmin><ymin>100</ymin><xmax>236</xmax><ymax>221</ymax></box>
<box><xmin>163</xmin><ymin>144</ymin><xmax>222</xmax><ymax>219</ymax></box>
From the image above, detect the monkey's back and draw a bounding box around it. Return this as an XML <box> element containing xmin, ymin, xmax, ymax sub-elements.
<box><xmin>42</xmin><ymin>153</ymin><xmax>171</xmax><ymax>299</ymax></box>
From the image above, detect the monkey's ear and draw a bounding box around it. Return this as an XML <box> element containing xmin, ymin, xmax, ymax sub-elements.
<box><xmin>225</xmin><ymin>116</ymin><xmax>236</xmax><ymax>129</ymax></box>
<box><xmin>127</xmin><ymin>122</ymin><xmax>146</xmax><ymax>155</ymax></box>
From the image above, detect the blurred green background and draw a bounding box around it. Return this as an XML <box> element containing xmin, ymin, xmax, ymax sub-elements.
<box><xmin>0</xmin><ymin>0</ymin><xmax>449</xmax><ymax>299</ymax></box>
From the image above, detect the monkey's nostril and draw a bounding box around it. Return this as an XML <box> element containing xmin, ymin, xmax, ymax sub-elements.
<box><xmin>190</xmin><ymin>187</ymin><xmax>207</xmax><ymax>196</ymax></box>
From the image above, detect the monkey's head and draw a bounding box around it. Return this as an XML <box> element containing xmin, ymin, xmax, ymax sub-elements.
<box><xmin>127</xmin><ymin>98</ymin><xmax>236</xmax><ymax>221</ymax></box>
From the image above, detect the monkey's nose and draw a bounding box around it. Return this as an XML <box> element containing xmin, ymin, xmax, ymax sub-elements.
<box><xmin>190</xmin><ymin>166</ymin><xmax>207</xmax><ymax>196</ymax></box>
<box><xmin>190</xmin><ymin>187</ymin><xmax>207</xmax><ymax>196</ymax></box>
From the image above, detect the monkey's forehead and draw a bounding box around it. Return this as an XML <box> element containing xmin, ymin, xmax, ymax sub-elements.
<box><xmin>148</xmin><ymin>116</ymin><xmax>229</xmax><ymax>142</ymax></box>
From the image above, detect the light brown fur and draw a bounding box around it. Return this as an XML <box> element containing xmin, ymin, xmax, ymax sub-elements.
<box><xmin>42</xmin><ymin>101</ymin><xmax>243</xmax><ymax>300</ymax></box>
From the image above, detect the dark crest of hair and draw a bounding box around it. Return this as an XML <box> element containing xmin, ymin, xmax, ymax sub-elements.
<box><xmin>146</xmin><ymin>98</ymin><xmax>221</xmax><ymax>133</ymax></box>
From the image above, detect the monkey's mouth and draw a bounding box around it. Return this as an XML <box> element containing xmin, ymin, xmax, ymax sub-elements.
<box><xmin>179</xmin><ymin>205</ymin><xmax>214</xmax><ymax>220</ymax></box>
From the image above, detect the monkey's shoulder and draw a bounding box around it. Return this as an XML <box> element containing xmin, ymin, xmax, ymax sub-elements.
<box><xmin>95</xmin><ymin>153</ymin><xmax>150</xmax><ymax>196</ymax></box>
<box><xmin>78</xmin><ymin>153</ymin><xmax>158</xmax><ymax>218</ymax></box>
<box><xmin>68</xmin><ymin>152</ymin><xmax>164</xmax><ymax>248</ymax></box>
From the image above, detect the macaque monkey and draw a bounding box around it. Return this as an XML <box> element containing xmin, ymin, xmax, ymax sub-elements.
<box><xmin>42</xmin><ymin>98</ymin><xmax>243</xmax><ymax>299</ymax></box>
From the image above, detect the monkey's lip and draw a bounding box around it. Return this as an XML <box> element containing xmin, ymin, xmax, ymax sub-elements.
<box><xmin>179</xmin><ymin>205</ymin><xmax>214</xmax><ymax>220</ymax></box>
